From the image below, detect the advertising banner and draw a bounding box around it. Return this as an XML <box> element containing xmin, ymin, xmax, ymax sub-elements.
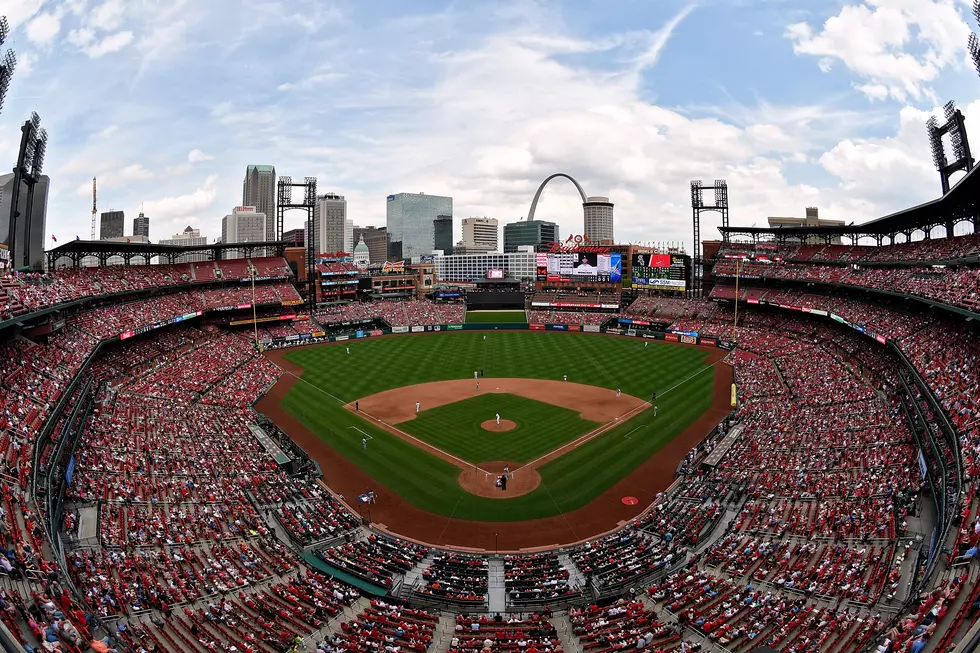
<box><xmin>447</xmin><ymin>324</ymin><xmax>463</xmax><ymax>330</ymax></box>
<box><xmin>680</xmin><ymin>335</ymin><xmax>696</xmax><ymax>345</ymax></box>
<box><xmin>606</xmin><ymin>327</ymin><xmax>622</xmax><ymax>334</ymax></box>
<box><xmin>701</xmin><ymin>338</ymin><xmax>717</xmax><ymax>346</ymax></box>
<box><xmin>433</xmin><ymin>325</ymin><xmax>441</xmax><ymax>332</ymax></box>
<box><xmin>356</xmin><ymin>330</ymin><xmax>365</xmax><ymax>338</ymax></box>
<box><xmin>336</xmin><ymin>335</ymin><xmax>349</xmax><ymax>341</ymax></box>
<box><xmin>717</xmin><ymin>340</ymin><xmax>735</xmax><ymax>350</ymax></box>
<box><xmin>665</xmin><ymin>333</ymin><xmax>679</xmax><ymax>342</ymax></box>
<box><xmin>583</xmin><ymin>324</ymin><xmax>600</xmax><ymax>333</ymax></box>
<box><xmin>549</xmin><ymin>324</ymin><xmax>568</xmax><ymax>331</ymax></box>
<box><xmin>369</xmin><ymin>330</ymin><xmax>384</xmax><ymax>336</ymax></box>
<box><xmin>312</xmin><ymin>332</ymin><xmax>326</xmax><ymax>338</ymax></box>
<box><xmin>529</xmin><ymin>324</ymin><xmax>545</xmax><ymax>330</ymax></box>
<box><xmin>568</xmin><ymin>325</ymin><xmax>581</xmax><ymax>332</ymax></box>
<box><xmin>411</xmin><ymin>325</ymin><xmax>425</xmax><ymax>333</ymax></box>
<box><xmin>392</xmin><ymin>326</ymin><xmax>410</xmax><ymax>333</ymax></box>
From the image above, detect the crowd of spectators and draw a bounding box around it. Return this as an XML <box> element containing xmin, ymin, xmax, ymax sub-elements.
<box><xmin>504</xmin><ymin>553</ymin><xmax>580</xmax><ymax>604</ymax></box>
<box><xmin>527</xmin><ymin>310</ymin><xmax>611</xmax><ymax>326</ymax></box>
<box><xmin>313</xmin><ymin>299</ymin><xmax>465</xmax><ymax>328</ymax></box>
<box><xmin>415</xmin><ymin>553</ymin><xmax>488</xmax><ymax>603</ymax></box>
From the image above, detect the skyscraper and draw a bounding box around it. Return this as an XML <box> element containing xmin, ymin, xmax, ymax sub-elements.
<box><xmin>461</xmin><ymin>217</ymin><xmax>498</xmax><ymax>253</ymax></box>
<box><xmin>345</xmin><ymin>218</ymin><xmax>354</xmax><ymax>254</ymax></box>
<box><xmin>242</xmin><ymin>165</ymin><xmax>276</xmax><ymax>241</ymax></box>
<box><xmin>583</xmin><ymin>196</ymin><xmax>614</xmax><ymax>243</ymax></box>
<box><xmin>221</xmin><ymin>206</ymin><xmax>267</xmax><ymax>259</ymax></box>
<box><xmin>353</xmin><ymin>226</ymin><xmax>388</xmax><ymax>263</ymax></box>
<box><xmin>433</xmin><ymin>215</ymin><xmax>454</xmax><ymax>255</ymax></box>
<box><xmin>314</xmin><ymin>193</ymin><xmax>347</xmax><ymax>254</ymax></box>
<box><xmin>100</xmin><ymin>210</ymin><xmax>125</xmax><ymax>239</ymax></box>
<box><xmin>133</xmin><ymin>211</ymin><xmax>149</xmax><ymax>239</ymax></box>
<box><xmin>503</xmin><ymin>219</ymin><xmax>559</xmax><ymax>252</ymax></box>
<box><xmin>385</xmin><ymin>192</ymin><xmax>453</xmax><ymax>260</ymax></box>
<box><xmin>0</xmin><ymin>172</ymin><xmax>49</xmax><ymax>270</ymax></box>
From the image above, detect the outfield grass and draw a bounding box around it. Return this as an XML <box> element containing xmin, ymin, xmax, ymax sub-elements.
<box><xmin>465</xmin><ymin>310</ymin><xmax>528</xmax><ymax>323</ymax></box>
<box><xmin>279</xmin><ymin>331</ymin><xmax>716</xmax><ymax>521</ymax></box>
<box><xmin>400</xmin><ymin>393</ymin><xmax>599</xmax><ymax>463</ymax></box>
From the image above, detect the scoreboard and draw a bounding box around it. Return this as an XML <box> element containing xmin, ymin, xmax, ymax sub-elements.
<box><xmin>631</xmin><ymin>253</ymin><xmax>689</xmax><ymax>292</ymax></box>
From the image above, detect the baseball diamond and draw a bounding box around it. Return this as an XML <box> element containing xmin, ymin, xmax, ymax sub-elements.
<box><xmin>256</xmin><ymin>330</ymin><xmax>732</xmax><ymax>549</ymax></box>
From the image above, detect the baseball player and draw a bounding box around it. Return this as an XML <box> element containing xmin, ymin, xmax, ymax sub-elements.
<box><xmin>362</xmin><ymin>438</ymin><xmax>367</xmax><ymax>449</ymax></box>
<box><xmin>416</xmin><ymin>401</ymin><xmax>420</xmax><ymax>414</ymax></box>
<box><xmin>346</xmin><ymin>347</ymin><xmax>350</xmax><ymax>354</ymax></box>
<box><xmin>563</xmin><ymin>374</ymin><xmax>567</xmax><ymax>382</ymax></box>
<box><xmin>496</xmin><ymin>413</ymin><xmax>501</xmax><ymax>426</ymax></box>
<box><xmin>616</xmin><ymin>388</ymin><xmax>621</xmax><ymax>398</ymax></box>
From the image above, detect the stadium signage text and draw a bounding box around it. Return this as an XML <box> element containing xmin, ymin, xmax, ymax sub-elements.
<box><xmin>547</xmin><ymin>234</ymin><xmax>611</xmax><ymax>254</ymax></box>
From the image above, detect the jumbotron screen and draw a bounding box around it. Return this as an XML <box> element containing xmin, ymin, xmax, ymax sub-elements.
<box><xmin>631</xmin><ymin>253</ymin><xmax>689</xmax><ymax>292</ymax></box>
<box><xmin>535</xmin><ymin>252</ymin><xmax>622</xmax><ymax>283</ymax></box>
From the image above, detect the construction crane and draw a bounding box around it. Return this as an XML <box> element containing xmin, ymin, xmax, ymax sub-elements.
<box><xmin>90</xmin><ymin>177</ymin><xmax>97</xmax><ymax>240</ymax></box>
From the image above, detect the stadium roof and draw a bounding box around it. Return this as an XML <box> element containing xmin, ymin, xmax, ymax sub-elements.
<box><xmin>720</xmin><ymin>163</ymin><xmax>980</xmax><ymax>241</ymax></box>
<box><xmin>45</xmin><ymin>239</ymin><xmax>287</xmax><ymax>266</ymax></box>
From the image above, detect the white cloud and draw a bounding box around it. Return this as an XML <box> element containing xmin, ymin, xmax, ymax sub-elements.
<box><xmin>277</xmin><ymin>70</ymin><xmax>348</xmax><ymax>92</ymax></box>
<box><xmin>88</xmin><ymin>0</ymin><xmax>126</xmax><ymax>31</ymax></box>
<box><xmin>142</xmin><ymin>176</ymin><xmax>219</xmax><ymax>234</ymax></box>
<box><xmin>3</xmin><ymin>0</ymin><xmax>43</xmax><ymax>31</ymax></box>
<box><xmin>26</xmin><ymin>12</ymin><xmax>61</xmax><ymax>45</ymax></box>
<box><xmin>786</xmin><ymin>0</ymin><xmax>972</xmax><ymax>102</ymax></box>
<box><xmin>83</xmin><ymin>30</ymin><xmax>134</xmax><ymax>57</ymax></box>
<box><xmin>187</xmin><ymin>149</ymin><xmax>214</xmax><ymax>163</ymax></box>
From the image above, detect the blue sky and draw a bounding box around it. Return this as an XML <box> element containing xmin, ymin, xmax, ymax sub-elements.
<box><xmin>1</xmin><ymin>0</ymin><xmax>979</xmax><ymax>251</ymax></box>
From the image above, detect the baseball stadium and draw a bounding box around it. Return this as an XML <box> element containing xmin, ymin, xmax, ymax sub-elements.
<box><xmin>3</xmin><ymin>9</ymin><xmax>980</xmax><ymax>653</ymax></box>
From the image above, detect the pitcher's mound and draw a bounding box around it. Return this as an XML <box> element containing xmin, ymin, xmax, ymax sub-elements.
<box><xmin>481</xmin><ymin>419</ymin><xmax>516</xmax><ymax>432</ymax></box>
<box><xmin>458</xmin><ymin>461</ymin><xmax>540</xmax><ymax>498</ymax></box>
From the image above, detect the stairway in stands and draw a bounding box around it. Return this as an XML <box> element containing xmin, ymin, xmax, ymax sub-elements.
<box><xmin>487</xmin><ymin>557</ymin><xmax>507</xmax><ymax>613</ymax></box>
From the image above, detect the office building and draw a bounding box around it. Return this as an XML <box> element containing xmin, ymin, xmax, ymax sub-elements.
<box><xmin>353</xmin><ymin>226</ymin><xmax>388</xmax><ymax>263</ymax></box>
<box><xmin>461</xmin><ymin>217</ymin><xmax>498</xmax><ymax>253</ymax></box>
<box><xmin>159</xmin><ymin>226</ymin><xmax>210</xmax><ymax>263</ymax></box>
<box><xmin>314</xmin><ymin>193</ymin><xmax>347</xmax><ymax>254</ymax></box>
<box><xmin>386</xmin><ymin>192</ymin><xmax>453</xmax><ymax>260</ymax></box>
<box><xmin>583</xmin><ymin>196</ymin><xmax>614</xmax><ymax>243</ymax></box>
<box><xmin>221</xmin><ymin>206</ymin><xmax>267</xmax><ymax>259</ymax></box>
<box><xmin>434</xmin><ymin>250</ymin><xmax>536</xmax><ymax>283</ymax></box>
<box><xmin>242</xmin><ymin>165</ymin><xmax>276</xmax><ymax>243</ymax></box>
<box><xmin>100</xmin><ymin>210</ymin><xmax>125</xmax><ymax>240</ymax></box>
<box><xmin>345</xmin><ymin>218</ymin><xmax>354</xmax><ymax>254</ymax></box>
<box><xmin>282</xmin><ymin>228</ymin><xmax>305</xmax><ymax>248</ymax></box>
<box><xmin>0</xmin><ymin>172</ymin><xmax>49</xmax><ymax>270</ymax></box>
<box><xmin>503</xmin><ymin>219</ymin><xmax>559</xmax><ymax>253</ymax></box>
<box><xmin>133</xmin><ymin>211</ymin><xmax>150</xmax><ymax>239</ymax></box>
<box><xmin>768</xmin><ymin>207</ymin><xmax>846</xmax><ymax>244</ymax></box>
<box><xmin>433</xmin><ymin>215</ymin><xmax>454</xmax><ymax>255</ymax></box>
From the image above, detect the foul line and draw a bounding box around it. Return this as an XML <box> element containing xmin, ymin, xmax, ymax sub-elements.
<box><xmin>349</xmin><ymin>427</ymin><xmax>373</xmax><ymax>441</ymax></box>
<box><xmin>272</xmin><ymin>364</ymin><xmax>496</xmax><ymax>476</ymax></box>
<box><xmin>518</xmin><ymin>357</ymin><xmax>728</xmax><ymax>471</ymax></box>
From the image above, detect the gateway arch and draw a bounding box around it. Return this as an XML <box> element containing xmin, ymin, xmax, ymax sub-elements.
<box><xmin>525</xmin><ymin>173</ymin><xmax>613</xmax><ymax>242</ymax></box>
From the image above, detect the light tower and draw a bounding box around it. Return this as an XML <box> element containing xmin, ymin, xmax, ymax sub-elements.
<box><xmin>0</xmin><ymin>16</ymin><xmax>16</xmax><ymax>118</ymax></box>
<box><xmin>91</xmin><ymin>177</ymin><xmax>98</xmax><ymax>239</ymax></box>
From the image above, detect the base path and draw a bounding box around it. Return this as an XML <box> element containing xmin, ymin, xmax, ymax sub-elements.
<box><xmin>355</xmin><ymin>379</ymin><xmax>645</xmax><ymax>425</ymax></box>
<box><xmin>482</xmin><ymin>419</ymin><xmax>516</xmax><ymax>432</ymax></box>
<box><xmin>258</xmin><ymin>336</ymin><xmax>734</xmax><ymax>551</ymax></box>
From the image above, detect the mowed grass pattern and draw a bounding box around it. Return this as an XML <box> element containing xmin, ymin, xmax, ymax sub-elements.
<box><xmin>279</xmin><ymin>331</ymin><xmax>716</xmax><ymax>521</ymax></box>
<box><xmin>400</xmin><ymin>393</ymin><xmax>599</xmax><ymax>463</ymax></box>
<box><xmin>465</xmin><ymin>310</ymin><xmax>528</xmax><ymax>323</ymax></box>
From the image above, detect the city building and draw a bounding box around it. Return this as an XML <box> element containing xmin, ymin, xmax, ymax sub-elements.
<box><xmin>221</xmin><ymin>206</ymin><xmax>267</xmax><ymax>259</ymax></box>
<box><xmin>0</xmin><ymin>172</ymin><xmax>49</xmax><ymax>270</ymax></box>
<box><xmin>100</xmin><ymin>210</ymin><xmax>125</xmax><ymax>240</ymax></box>
<box><xmin>433</xmin><ymin>215</ymin><xmax>454</xmax><ymax>255</ymax></box>
<box><xmin>386</xmin><ymin>192</ymin><xmax>453</xmax><ymax>260</ymax></box>
<box><xmin>353</xmin><ymin>226</ymin><xmax>388</xmax><ymax>263</ymax></box>
<box><xmin>768</xmin><ymin>207</ymin><xmax>845</xmax><ymax>244</ymax></box>
<box><xmin>345</xmin><ymin>218</ymin><xmax>354</xmax><ymax>254</ymax></box>
<box><xmin>434</xmin><ymin>249</ymin><xmax>536</xmax><ymax>283</ymax></box>
<box><xmin>282</xmin><ymin>228</ymin><xmax>305</xmax><ymax>248</ymax></box>
<box><xmin>133</xmin><ymin>211</ymin><xmax>150</xmax><ymax>239</ymax></box>
<box><xmin>353</xmin><ymin>237</ymin><xmax>370</xmax><ymax>267</ymax></box>
<box><xmin>314</xmin><ymin>193</ymin><xmax>347</xmax><ymax>254</ymax></box>
<box><xmin>461</xmin><ymin>217</ymin><xmax>498</xmax><ymax>253</ymax></box>
<box><xmin>159</xmin><ymin>226</ymin><xmax>210</xmax><ymax>263</ymax></box>
<box><xmin>503</xmin><ymin>219</ymin><xmax>559</xmax><ymax>253</ymax></box>
<box><xmin>242</xmin><ymin>165</ymin><xmax>276</xmax><ymax>243</ymax></box>
<box><xmin>583</xmin><ymin>196</ymin><xmax>614</xmax><ymax>243</ymax></box>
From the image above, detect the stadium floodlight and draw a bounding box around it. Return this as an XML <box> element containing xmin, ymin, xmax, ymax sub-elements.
<box><xmin>0</xmin><ymin>16</ymin><xmax>9</xmax><ymax>47</ymax></box>
<box><xmin>974</xmin><ymin>0</ymin><xmax>980</xmax><ymax>25</ymax></box>
<box><xmin>690</xmin><ymin>180</ymin><xmax>703</xmax><ymax>208</ymax></box>
<box><xmin>31</xmin><ymin>127</ymin><xmax>47</xmax><ymax>177</ymax></box>
<box><xmin>926</xmin><ymin>116</ymin><xmax>946</xmax><ymax>171</ymax></box>
<box><xmin>969</xmin><ymin>33</ymin><xmax>980</xmax><ymax>78</ymax></box>
<box><xmin>943</xmin><ymin>100</ymin><xmax>957</xmax><ymax>122</ymax></box>
<box><xmin>0</xmin><ymin>48</ymin><xmax>15</xmax><ymax>116</ymax></box>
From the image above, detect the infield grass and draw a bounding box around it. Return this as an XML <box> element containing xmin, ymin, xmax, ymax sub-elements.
<box><xmin>465</xmin><ymin>310</ymin><xmax>527</xmax><ymax>323</ymax></box>
<box><xmin>400</xmin><ymin>393</ymin><xmax>599</xmax><ymax>463</ymax></box>
<box><xmin>278</xmin><ymin>331</ymin><xmax>717</xmax><ymax>521</ymax></box>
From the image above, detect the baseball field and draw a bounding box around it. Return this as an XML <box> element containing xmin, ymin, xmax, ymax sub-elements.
<box><xmin>257</xmin><ymin>330</ymin><xmax>732</xmax><ymax>549</ymax></box>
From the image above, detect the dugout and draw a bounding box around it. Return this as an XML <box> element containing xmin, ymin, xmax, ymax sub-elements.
<box><xmin>466</xmin><ymin>278</ymin><xmax>525</xmax><ymax>310</ymax></box>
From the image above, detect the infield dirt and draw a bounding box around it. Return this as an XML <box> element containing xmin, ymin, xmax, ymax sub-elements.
<box><xmin>258</xmin><ymin>337</ymin><xmax>733</xmax><ymax>551</ymax></box>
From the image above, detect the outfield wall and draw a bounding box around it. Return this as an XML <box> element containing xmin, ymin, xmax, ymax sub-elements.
<box><xmin>260</xmin><ymin>321</ymin><xmax>735</xmax><ymax>351</ymax></box>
